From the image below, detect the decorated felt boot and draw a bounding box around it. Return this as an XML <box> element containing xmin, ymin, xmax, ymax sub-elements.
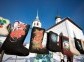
<box><xmin>0</xmin><ymin>17</ymin><xmax>10</xmax><ymax>52</ymax></box>
<box><xmin>2</xmin><ymin>21</ymin><xmax>30</xmax><ymax>56</ymax></box>
<box><xmin>47</xmin><ymin>31</ymin><xmax>61</xmax><ymax>52</ymax></box>
<box><xmin>29</xmin><ymin>27</ymin><xmax>49</xmax><ymax>54</ymax></box>
<box><xmin>0</xmin><ymin>17</ymin><xmax>10</xmax><ymax>62</ymax></box>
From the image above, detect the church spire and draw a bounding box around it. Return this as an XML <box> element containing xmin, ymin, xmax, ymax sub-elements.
<box><xmin>32</xmin><ymin>10</ymin><xmax>41</xmax><ymax>28</ymax></box>
<box><xmin>36</xmin><ymin>10</ymin><xmax>39</xmax><ymax>19</ymax></box>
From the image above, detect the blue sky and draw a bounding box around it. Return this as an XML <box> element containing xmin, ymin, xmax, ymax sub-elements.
<box><xmin>0</xmin><ymin>0</ymin><xmax>84</xmax><ymax>43</ymax></box>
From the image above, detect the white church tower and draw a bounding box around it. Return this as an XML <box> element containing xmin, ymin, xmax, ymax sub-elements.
<box><xmin>32</xmin><ymin>11</ymin><xmax>42</xmax><ymax>28</ymax></box>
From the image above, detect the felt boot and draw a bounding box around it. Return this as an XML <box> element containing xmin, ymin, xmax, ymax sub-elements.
<box><xmin>2</xmin><ymin>21</ymin><xmax>30</xmax><ymax>56</ymax></box>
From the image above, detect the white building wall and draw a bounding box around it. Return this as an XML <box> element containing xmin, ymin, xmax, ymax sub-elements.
<box><xmin>66</xmin><ymin>20</ymin><xmax>84</xmax><ymax>40</ymax></box>
<box><xmin>47</xmin><ymin>21</ymin><xmax>69</xmax><ymax>37</ymax></box>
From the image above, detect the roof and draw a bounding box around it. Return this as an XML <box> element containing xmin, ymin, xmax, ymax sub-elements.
<box><xmin>47</xmin><ymin>17</ymin><xmax>82</xmax><ymax>31</ymax></box>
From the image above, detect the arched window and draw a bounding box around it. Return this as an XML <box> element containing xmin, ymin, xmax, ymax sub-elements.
<box><xmin>37</xmin><ymin>22</ymin><xmax>39</xmax><ymax>26</ymax></box>
<box><xmin>34</xmin><ymin>23</ymin><xmax>35</xmax><ymax>26</ymax></box>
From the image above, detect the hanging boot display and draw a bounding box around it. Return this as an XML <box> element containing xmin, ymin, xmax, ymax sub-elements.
<box><xmin>2</xmin><ymin>21</ymin><xmax>30</xmax><ymax>56</ymax></box>
<box><xmin>29</xmin><ymin>27</ymin><xmax>49</xmax><ymax>54</ymax></box>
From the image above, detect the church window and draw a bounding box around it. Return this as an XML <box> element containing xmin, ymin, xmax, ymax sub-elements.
<box><xmin>37</xmin><ymin>23</ymin><xmax>39</xmax><ymax>26</ymax></box>
<box><xmin>34</xmin><ymin>23</ymin><xmax>35</xmax><ymax>26</ymax></box>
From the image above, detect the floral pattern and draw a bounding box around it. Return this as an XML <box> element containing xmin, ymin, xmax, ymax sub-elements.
<box><xmin>10</xmin><ymin>21</ymin><xmax>26</xmax><ymax>40</ymax></box>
